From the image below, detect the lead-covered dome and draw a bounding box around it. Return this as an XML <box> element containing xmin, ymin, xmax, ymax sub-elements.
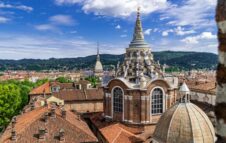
<box><xmin>152</xmin><ymin>102</ymin><xmax>215</xmax><ymax>143</ymax></box>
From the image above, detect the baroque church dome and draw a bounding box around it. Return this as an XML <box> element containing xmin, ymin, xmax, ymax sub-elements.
<box><xmin>152</xmin><ymin>102</ymin><xmax>215</xmax><ymax>143</ymax></box>
<box><xmin>95</xmin><ymin>60</ymin><xmax>103</xmax><ymax>72</ymax></box>
<box><xmin>94</xmin><ymin>47</ymin><xmax>103</xmax><ymax>73</ymax></box>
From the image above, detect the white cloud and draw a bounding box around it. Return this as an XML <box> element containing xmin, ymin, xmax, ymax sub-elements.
<box><xmin>0</xmin><ymin>16</ymin><xmax>9</xmax><ymax>23</ymax></box>
<box><xmin>49</xmin><ymin>15</ymin><xmax>75</xmax><ymax>26</ymax></box>
<box><xmin>70</xmin><ymin>30</ymin><xmax>77</xmax><ymax>34</ymax></box>
<box><xmin>34</xmin><ymin>24</ymin><xmax>57</xmax><ymax>31</ymax></box>
<box><xmin>115</xmin><ymin>24</ymin><xmax>121</xmax><ymax>29</ymax></box>
<box><xmin>144</xmin><ymin>29</ymin><xmax>151</xmax><ymax>35</ymax></box>
<box><xmin>55</xmin><ymin>0</ymin><xmax>170</xmax><ymax>18</ymax></box>
<box><xmin>55</xmin><ymin>0</ymin><xmax>84</xmax><ymax>5</ymax></box>
<box><xmin>181</xmin><ymin>32</ymin><xmax>217</xmax><ymax>44</ymax></box>
<box><xmin>34</xmin><ymin>15</ymin><xmax>75</xmax><ymax>32</ymax></box>
<box><xmin>162</xmin><ymin>26</ymin><xmax>196</xmax><ymax>37</ymax></box>
<box><xmin>162</xmin><ymin>29</ymin><xmax>173</xmax><ymax>36</ymax></box>
<box><xmin>162</xmin><ymin>31</ymin><xmax>168</xmax><ymax>36</ymax></box>
<box><xmin>151</xmin><ymin>37</ymin><xmax>217</xmax><ymax>54</ymax></box>
<box><xmin>0</xmin><ymin>33</ymin><xmax>127</xmax><ymax>59</ymax></box>
<box><xmin>175</xmin><ymin>26</ymin><xmax>196</xmax><ymax>36</ymax></box>
<box><xmin>153</xmin><ymin>28</ymin><xmax>158</xmax><ymax>32</ymax></box>
<box><xmin>120</xmin><ymin>34</ymin><xmax>127</xmax><ymax>38</ymax></box>
<box><xmin>163</xmin><ymin>0</ymin><xmax>216</xmax><ymax>27</ymax></box>
<box><xmin>0</xmin><ymin>2</ymin><xmax>33</xmax><ymax>12</ymax></box>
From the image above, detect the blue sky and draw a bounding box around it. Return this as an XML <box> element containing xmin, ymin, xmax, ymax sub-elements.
<box><xmin>0</xmin><ymin>0</ymin><xmax>217</xmax><ymax>59</ymax></box>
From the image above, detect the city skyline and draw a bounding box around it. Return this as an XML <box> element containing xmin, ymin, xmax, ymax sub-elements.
<box><xmin>0</xmin><ymin>0</ymin><xmax>217</xmax><ymax>59</ymax></box>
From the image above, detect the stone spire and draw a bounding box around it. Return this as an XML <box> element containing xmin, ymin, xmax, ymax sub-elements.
<box><xmin>97</xmin><ymin>42</ymin><xmax>100</xmax><ymax>61</ymax></box>
<box><xmin>94</xmin><ymin>42</ymin><xmax>103</xmax><ymax>78</ymax></box>
<box><xmin>129</xmin><ymin>7</ymin><xmax>149</xmax><ymax>48</ymax></box>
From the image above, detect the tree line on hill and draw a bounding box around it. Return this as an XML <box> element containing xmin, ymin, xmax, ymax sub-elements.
<box><xmin>0</xmin><ymin>51</ymin><xmax>217</xmax><ymax>71</ymax></box>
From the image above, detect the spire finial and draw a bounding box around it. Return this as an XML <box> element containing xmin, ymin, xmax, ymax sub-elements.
<box><xmin>137</xmin><ymin>6</ymin><xmax>141</xmax><ymax>18</ymax></box>
<box><xmin>97</xmin><ymin>42</ymin><xmax>99</xmax><ymax>55</ymax></box>
<box><xmin>97</xmin><ymin>42</ymin><xmax>100</xmax><ymax>61</ymax></box>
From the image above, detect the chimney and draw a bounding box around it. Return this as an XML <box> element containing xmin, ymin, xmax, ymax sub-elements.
<box><xmin>11</xmin><ymin>116</ymin><xmax>17</xmax><ymax>128</ymax></box>
<box><xmin>11</xmin><ymin>128</ymin><xmax>17</xmax><ymax>141</ymax></box>
<box><xmin>43</xmin><ymin>112</ymin><xmax>48</xmax><ymax>123</ymax></box>
<box><xmin>59</xmin><ymin>128</ymin><xmax>65</xmax><ymax>142</ymax></box>
<box><xmin>61</xmin><ymin>108</ymin><xmax>66</xmax><ymax>119</ymax></box>
<box><xmin>39</xmin><ymin>127</ymin><xmax>46</xmax><ymax>141</ymax></box>
<box><xmin>78</xmin><ymin>114</ymin><xmax>81</xmax><ymax>121</ymax></box>
<box><xmin>44</xmin><ymin>100</ymin><xmax>48</xmax><ymax>107</ymax></box>
<box><xmin>31</xmin><ymin>101</ymin><xmax>35</xmax><ymax>111</ymax></box>
<box><xmin>50</xmin><ymin>104</ymin><xmax>56</xmax><ymax>118</ymax></box>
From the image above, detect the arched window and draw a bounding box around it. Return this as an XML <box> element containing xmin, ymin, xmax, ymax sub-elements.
<box><xmin>151</xmin><ymin>88</ymin><xmax>163</xmax><ymax>114</ymax></box>
<box><xmin>113</xmin><ymin>87</ymin><xmax>123</xmax><ymax>113</ymax></box>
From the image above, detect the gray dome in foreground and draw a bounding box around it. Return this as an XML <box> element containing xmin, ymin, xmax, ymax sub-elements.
<box><xmin>153</xmin><ymin>102</ymin><xmax>215</xmax><ymax>143</ymax></box>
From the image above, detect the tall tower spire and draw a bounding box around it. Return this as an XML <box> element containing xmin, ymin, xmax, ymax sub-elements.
<box><xmin>97</xmin><ymin>42</ymin><xmax>100</xmax><ymax>61</ymax></box>
<box><xmin>129</xmin><ymin>7</ymin><xmax>149</xmax><ymax>48</ymax></box>
<box><xmin>132</xmin><ymin>7</ymin><xmax>144</xmax><ymax>41</ymax></box>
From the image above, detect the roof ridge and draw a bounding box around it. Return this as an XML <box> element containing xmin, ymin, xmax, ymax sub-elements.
<box><xmin>56</xmin><ymin>110</ymin><xmax>97</xmax><ymax>140</ymax></box>
<box><xmin>192</xmin><ymin>104</ymin><xmax>215</xmax><ymax>142</ymax></box>
<box><xmin>185</xmin><ymin>103</ymin><xmax>195</xmax><ymax>143</ymax></box>
<box><xmin>112</xmin><ymin>128</ymin><xmax>123</xmax><ymax>143</ymax></box>
<box><xmin>7</xmin><ymin>107</ymin><xmax>47</xmax><ymax>140</ymax></box>
<box><xmin>189</xmin><ymin>103</ymin><xmax>205</xmax><ymax>143</ymax></box>
<box><xmin>166</xmin><ymin>103</ymin><xmax>180</xmax><ymax>142</ymax></box>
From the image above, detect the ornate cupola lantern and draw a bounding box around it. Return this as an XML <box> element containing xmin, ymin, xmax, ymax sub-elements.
<box><xmin>179</xmin><ymin>81</ymin><xmax>190</xmax><ymax>102</ymax></box>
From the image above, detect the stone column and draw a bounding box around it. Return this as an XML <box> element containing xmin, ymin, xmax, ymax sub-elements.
<box><xmin>146</xmin><ymin>96</ymin><xmax>150</xmax><ymax>123</ymax></box>
<box><xmin>128</xmin><ymin>96</ymin><xmax>133</xmax><ymax>123</ymax></box>
<box><xmin>141</xmin><ymin>95</ymin><xmax>146</xmax><ymax>123</ymax></box>
<box><xmin>124</xmin><ymin>95</ymin><xmax>128</xmax><ymax>121</ymax></box>
<box><xmin>215</xmin><ymin>1</ymin><xmax>226</xmax><ymax>142</ymax></box>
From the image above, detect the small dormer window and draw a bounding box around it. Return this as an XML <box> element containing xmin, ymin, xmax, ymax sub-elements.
<box><xmin>52</xmin><ymin>86</ymin><xmax>60</xmax><ymax>92</ymax></box>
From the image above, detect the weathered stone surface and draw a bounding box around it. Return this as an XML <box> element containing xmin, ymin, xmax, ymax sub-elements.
<box><xmin>216</xmin><ymin>0</ymin><xmax>226</xmax><ymax>142</ymax></box>
<box><xmin>216</xmin><ymin>64</ymin><xmax>226</xmax><ymax>86</ymax></box>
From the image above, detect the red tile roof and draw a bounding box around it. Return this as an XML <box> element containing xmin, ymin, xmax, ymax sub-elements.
<box><xmin>90</xmin><ymin>113</ymin><xmax>144</xmax><ymax>143</ymax></box>
<box><xmin>29</xmin><ymin>82</ymin><xmax>51</xmax><ymax>95</ymax></box>
<box><xmin>0</xmin><ymin>106</ymin><xmax>98</xmax><ymax>143</ymax></box>
<box><xmin>52</xmin><ymin>88</ymin><xmax>103</xmax><ymax>101</ymax></box>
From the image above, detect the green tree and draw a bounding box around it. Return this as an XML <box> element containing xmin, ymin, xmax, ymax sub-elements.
<box><xmin>85</xmin><ymin>76</ymin><xmax>100</xmax><ymax>88</ymax></box>
<box><xmin>0</xmin><ymin>84</ymin><xmax>21</xmax><ymax>129</ymax></box>
<box><xmin>56</xmin><ymin>76</ymin><xmax>72</xmax><ymax>83</ymax></box>
<box><xmin>35</xmin><ymin>78</ymin><xmax>49</xmax><ymax>87</ymax></box>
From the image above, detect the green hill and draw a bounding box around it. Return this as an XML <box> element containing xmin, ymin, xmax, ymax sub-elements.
<box><xmin>0</xmin><ymin>51</ymin><xmax>217</xmax><ymax>71</ymax></box>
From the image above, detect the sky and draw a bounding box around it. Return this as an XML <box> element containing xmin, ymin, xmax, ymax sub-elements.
<box><xmin>0</xmin><ymin>0</ymin><xmax>218</xmax><ymax>59</ymax></box>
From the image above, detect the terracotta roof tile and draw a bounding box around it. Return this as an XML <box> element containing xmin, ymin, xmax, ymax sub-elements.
<box><xmin>90</xmin><ymin>113</ymin><xmax>143</xmax><ymax>143</ymax></box>
<box><xmin>52</xmin><ymin>88</ymin><xmax>103</xmax><ymax>101</ymax></box>
<box><xmin>29</xmin><ymin>82</ymin><xmax>51</xmax><ymax>95</ymax></box>
<box><xmin>0</xmin><ymin>106</ymin><xmax>98</xmax><ymax>143</ymax></box>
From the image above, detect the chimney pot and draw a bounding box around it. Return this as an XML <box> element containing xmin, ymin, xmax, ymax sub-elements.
<box><xmin>59</xmin><ymin>128</ymin><xmax>65</xmax><ymax>142</ymax></box>
<box><xmin>43</xmin><ymin>112</ymin><xmax>48</xmax><ymax>123</ymax></box>
<box><xmin>39</xmin><ymin>128</ymin><xmax>46</xmax><ymax>140</ymax></box>
<box><xmin>61</xmin><ymin>108</ymin><xmax>66</xmax><ymax>118</ymax></box>
<box><xmin>11</xmin><ymin>129</ymin><xmax>17</xmax><ymax>141</ymax></box>
<box><xmin>12</xmin><ymin>116</ymin><xmax>17</xmax><ymax>128</ymax></box>
<box><xmin>31</xmin><ymin>101</ymin><xmax>35</xmax><ymax>111</ymax></box>
<box><xmin>50</xmin><ymin>105</ymin><xmax>56</xmax><ymax>118</ymax></box>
